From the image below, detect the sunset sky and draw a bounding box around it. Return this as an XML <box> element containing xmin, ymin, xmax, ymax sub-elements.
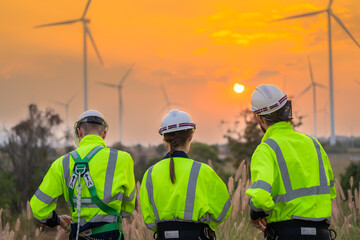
<box><xmin>1</xmin><ymin>0</ymin><xmax>360</xmax><ymax>146</ymax></box>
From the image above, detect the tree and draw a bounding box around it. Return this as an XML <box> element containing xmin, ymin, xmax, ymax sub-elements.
<box><xmin>224</xmin><ymin>109</ymin><xmax>263</xmax><ymax>167</ymax></box>
<box><xmin>223</xmin><ymin>109</ymin><xmax>303</xmax><ymax>167</ymax></box>
<box><xmin>0</xmin><ymin>104</ymin><xmax>62</xmax><ymax>212</ymax></box>
<box><xmin>340</xmin><ymin>161</ymin><xmax>360</xmax><ymax>197</ymax></box>
<box><xmin>189</xmin><ymin>142</ymin><xmax>220</xmax><ymax>164</ymax></box>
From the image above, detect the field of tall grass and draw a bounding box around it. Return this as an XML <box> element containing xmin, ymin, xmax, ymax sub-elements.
<box><xmin>1</xmin><ymin>160</ymin><xmax>359</xmax><ymax>240</ymax></box>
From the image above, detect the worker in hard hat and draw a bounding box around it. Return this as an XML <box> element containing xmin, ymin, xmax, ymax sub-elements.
<box><xmin>246</xmin><ymin>84</ymin><xmax>336</xmax><ymax>240</ymax></box>
<box><xmin>140</xmin><ymin>109</ymin><xmax>231</xmax><ymax>240</ymax></box>
<box><xmin>30</xmin><ymin>110</ymin><xmax>136</xmax><ymax>240</ymax></box>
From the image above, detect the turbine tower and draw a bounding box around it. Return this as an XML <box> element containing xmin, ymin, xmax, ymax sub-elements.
<box><xmin>35</xmin><ymin>0</ymin><xmax>103</xmax><ymax>111</ymax></box>
<box><xmin>97</xmin><ymin>64</ymin><xmax>135</xmax><ymax>143</ymax></box>
<box><xmin>273</xmin><ymin>0</ymin><xmax>360</xmax><ymax>145</ymax></box>
<box><xmin>296</xmin><ymin>57</ymin><xmax>327</xmax><ymax>138</ymax></box>
<box><xmin>52</xmin><ymin>93</ymin><xmax>77</xmax><ymax>135</ymax></box>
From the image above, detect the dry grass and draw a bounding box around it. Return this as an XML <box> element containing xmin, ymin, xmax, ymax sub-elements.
<box><xmin>1</xmin><ymin>160</ymin><xmax>359</xmax><ymax>239</ymax></box>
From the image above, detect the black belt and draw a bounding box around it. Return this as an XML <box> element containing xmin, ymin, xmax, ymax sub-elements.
<box><xmin>266</xmin><ymin>220</ymin><xmax>333</xmax><ymax>240</ymax></box>
<box><xmin>155</xmin><ymin>222</ymin><xmax>216</xmax><ymax>240</ymax></box>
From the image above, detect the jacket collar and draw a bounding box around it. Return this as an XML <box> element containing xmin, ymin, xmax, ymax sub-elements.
<box><xmin>262</xmin><ymin>121</ymin><xmax>294</xmax><ymax>142</ymax></box>
<box><xmin>163</xmin><ymin>151</ymin><xmax>190</xmax><ymax>159</ymax></box>
<box><xmin>79</xmin><ymin>134</ymin><xmax>107</xmax><ymax>148</ymax></box>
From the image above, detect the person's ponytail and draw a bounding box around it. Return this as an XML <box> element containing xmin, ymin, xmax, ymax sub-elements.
<box><xmin>164</xmin><ymin>129</ymin><xmax>193</xmax><ymax>184</ymax></box>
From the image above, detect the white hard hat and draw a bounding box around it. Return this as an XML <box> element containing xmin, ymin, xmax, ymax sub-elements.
<box><xmin>251</xmin><ymin>84</ymin><xmax>288</xmax><ymax>115</ymax></box>
<box><xmin>73</xmin><ymin>110</ymin><xmax>108</xmax><ymax>146</ymax></box>
<box><xmin>159</xmin><ymin>109</ymin><xmax>196</xmax><ymax>135</ymax></box>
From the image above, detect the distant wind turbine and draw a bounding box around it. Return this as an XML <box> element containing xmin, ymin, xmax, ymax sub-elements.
<box><xmin>97</xmin><ymin>64</ymin><xmax>135</xmax><ymax>143</ymax></box>
<box><xmin>51</xmin><ymin>93</ymin><xmax>77</xmax><ymax>135</ymax></box>
<box><xmin>158</xmin><ymin>84</ymin><xmax>183</xmax><ymax>116</ymax></box>
<box><xmin>355</xmin><ymin>79</ymin><xmax>360</xmax><ymax>85</ymax></box>
<box><xmin>35</xmin><ymin>0</ymin><xmax>103</xmax><ymax>111</ymax></box>
<box><xmin>296</xmin><ymin>57</ymin><xmax>327</xmax><ymax>138</ymax></box>
<box><xmin>272</xmin><ymin>0</ymin><xmax>360</xmax><ymax>145</ymax></box>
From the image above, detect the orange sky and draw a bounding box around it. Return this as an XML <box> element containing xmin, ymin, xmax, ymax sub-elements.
<box><xmin>1</xmin><ymin>0</ymin><xmax>360</xmax><ymax>146</ymax></box>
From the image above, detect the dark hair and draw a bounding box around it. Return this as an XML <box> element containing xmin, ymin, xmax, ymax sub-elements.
<box><xmin>261</xmin><ymin>100</ymin><xmax>293</xmax><ymax>125</ymax></box>
<box><xmin>78</xmin><ymin>122</ymin><xmax>106</xmax><ymax>136</ymax></box>
<box><xmin>163</xmin><ymin>129</ymin><xmax>193</xmax><ymax>184</ymax></box>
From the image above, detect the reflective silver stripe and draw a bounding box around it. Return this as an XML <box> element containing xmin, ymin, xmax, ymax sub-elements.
<box><xmin>146</xmin><ymin>166</ymin><xmax>159</xmax><ymax>221</ymax></box>
<box><xmin>35</xmin><ymin>189</ymin><xmax>54</xmax><ymax>205</ymax></box>
<box><xmin>35</xmin><ymin>213</ymin><xmax>54</xmax><ymax>223</ymax></box>
<box><xmin>264</xmin><ymin>139</ymin><xmax>292</xmax><ymax>192</ymax></box>
<box><xmin>104</xmin><ymin>148</ymin><xmax>118</xmax><ymax>203</ymax></box>
<box><xmin>123</xmin><ymin>187</ymin><xmax>136</xmax><ymax>202</ymax></box>
<box><xmin>216</xmin><ymin>198</ymin><xmax>231</xmax><ymax>222</ymax></box>
<box><xmin>112</xmin><ymin>192</ymin><xmax>124</xmax><ymax>201</ymax></box>
<box><xmin>250</xmin><ymin>180</ymin><xmax>272</xmax><ymax>194</ymax></box>
<box><xmin>330</xmin><ymin>181</ymin><xmax>334</xmax><ymax>187</ymax></box>
<box><xmin>292</xmin><ymin>215</ymin><xmax>331</xmax><ymax>224</ymax></box>
<box><xmin>307</xmin><ymin>136</ymin><xmax>327</xmax><ymax>186</ymax></box>
<box><xmin>70</xmin><ymin>151</ymin><xmax>78</xmax><ymax>160</ymax></box>
<box><xmin>87</xmin><ymin>146</ymin><xmax>104</xmax><ymax>159</ymax></box>
<box><xmin>146</xmin><ymin>222</ymin><xmax>157</xmax><ymax>229</ymax></box>
<box><xmin>184</xmin><ymin>161</ymin><xmax>202</xmax><ymax>220</ymax></box>
<box><xmin>249</xmin><ymin>197</ymin><xmax>271</xmax><ymax>214</ymax></box>
<box><xmin>62</xmin><ymin>154</ymin><xmax>70</xmax><ymax>188</ymax></box>
<box><xmin>264</xmin><ymin>137</ymin><xmax>330</xmax><ymax>204</ymax></box>
<box><xmin>273</xmin><ymin>185</ymin><xmax>330</xmax><ymax>203</ymax></box>
<box><xmin>120</xmin><ymin>210</ymin><xmax>131</xmax><ymax>217</ymax></box>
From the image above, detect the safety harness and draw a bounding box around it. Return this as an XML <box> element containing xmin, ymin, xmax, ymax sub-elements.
<box><xmin>68</xmin><ymin>146</ymin><xmax>123</xmax><ymax>240</ymax></box>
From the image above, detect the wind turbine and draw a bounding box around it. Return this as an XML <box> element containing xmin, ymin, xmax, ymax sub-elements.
<box><xmin>296</xmin><ymin>57</ymin><xmax>327</xmax><ymax>138</ymax></box>
<box><xmin>272</xmin><ymin>0</ymin><xmax>360</xmax><ymax>145</ymax></box>
<box><xmin>97</xmin><ymin>64</ymin><xmax>135</xmax><ymax>143</ymax></box>
<box><xmin>355</xmin><ymin>79</ymin><xmax>360</xmax><ymax>85</ymax></box>
<box><xmin>35</xmin><ymin>0</ymin><xmax>103</xmax><ymax>111</ymax></box>
<box><xmin>158</xmin><ymin>84</ymin><xmax>183</xmax><ymax>115</ymax></box>
<box><xmin>51</xmin><ymin>93</ymin><xmax>77</xmax><ymax>135</ymax></box>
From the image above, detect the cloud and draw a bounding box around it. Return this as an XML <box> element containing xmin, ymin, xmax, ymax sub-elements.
<box><xmin>211</xmin><ymin>30</ymin><xmax>288</xmax><ymax>45</ymax></box>
<box><xmin>0</xmin><ymin>64</ymin><xmax>17</xmax><ymax>79</ymax></box>
<box><xmin>246</xmin><ymin>70</ymin><xmax>280</xmax><ymax>82</ymax></box>
<box><xmin>151</xmin><ymin>70</ymin><xmax>174</xmax><ymax>78</ymax></box>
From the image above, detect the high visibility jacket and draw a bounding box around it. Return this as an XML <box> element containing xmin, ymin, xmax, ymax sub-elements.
<box><xmin>30</xmin><ymin>135</ymin><xmax>136</xmax><ymax>228</ymax></box>
<box><xmin>246</xmin><ymin>121</ymin><xmax>336</xmax><ymax>224</ymax></box>
<box><xmin>140</xmin><ymin>151</ymin><xmax>231</xmax><ymax>231</ymax></box>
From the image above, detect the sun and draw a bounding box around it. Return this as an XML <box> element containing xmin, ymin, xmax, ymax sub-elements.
<box><xmin>234</xmin><ymin>83</ymin><xmax>245</xmax><ymax>93</ymax></box>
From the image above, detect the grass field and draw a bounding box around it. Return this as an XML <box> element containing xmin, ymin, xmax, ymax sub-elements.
<box><xmin>1</xmin><ymin>159</ymin><xmax>359</xmax><ymax>240</ymax></box>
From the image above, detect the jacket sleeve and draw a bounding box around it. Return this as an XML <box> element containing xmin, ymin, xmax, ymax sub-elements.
<box><xmin>204</xmin><ymin>165</ymin><xmax>232</xmax><ymax>229</ymax></box>
<box><xmin>139</xmin><ymin>169</ymin><xmax>157</xmax><ymax>231</ymax></box>
<box><xmin>320</xmin><ymin>144</ymin><xmax>336</xmax><ymax>199</ymax></box>
<box><xmin>246</xmin><ymin>143</ymin><xmax>275</xmax><ymax>216</ymax></box>
<box><xmin>30</xmin><ymin>158</ymin><xmax>64</xmax><ymax>226</ymax></box>
<box><xmin>120</xmin><ymin>153</ymin><xmax>136</xmax><ymax>217</ymax></box>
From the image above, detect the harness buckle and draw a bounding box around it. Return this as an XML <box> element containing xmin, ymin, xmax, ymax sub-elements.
<box><xmin>74</xmin><ymin>162</ymin><xmax>89</xmax><ymax>176</ymax></box>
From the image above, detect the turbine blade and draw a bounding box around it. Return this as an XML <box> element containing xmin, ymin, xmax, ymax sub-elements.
<box><xmin>331</xmin><ymin>12</ymin><xmax>360</xmax><ymax>49</ymax></box>
<box><xmin>307</xmin><ymin>56</ymin><xmax>315</xmax><ymax>84</ymax></box>
<box><xmin>328</xmin><ymin>0</ymin><xmax>334</xmax><ymax>9</ymax></box>
<box><xmin>82</xmin><ymin>0</ymin><xmax>92</xmax><ymax>19</ymax></box>
<box><xmin>296</xmin><ymin>85</ymin><xmax>312</xmax><ymax>99</ymax></box>
<box><xmin>315</xmin><ymin>83</ymin><xmax>327</xmax><ymax>89</ymax></box>
<box><xmin>86</xmin><ymin>25</ymin><xmax>103</xmax><ymax>65</ymax></box>
<box><xmin>96</xmin><ymin>81</ymin><xmax>118</xmax><ymax>88</ymax></box>
<box><xmin>67</xmin><ymin>92</ymin><xmax>78</xmax><ymax>105</ymax></box>
<box><xmin>271</xmin><ymin>10</ymin><xmax>325</xmax><ymax>22</ymax></box>
<box><xmin>51</xmin><ymin>99</ymin><xmax>66</xmax><ymax>107</ymax></box>
<box><xmin>157</xmin><ymin>105</ymin><xmax>169</xmax><ymax>116</ymax></box>
<box><xmin>34</xmin><ymin>19</ymin><xmax>80</xmax><ymax>28</ymax></box>
<box><xmin>161</xmin><ymin>84</ymin><xmax>170</xmax><ymax>104</ymax></box>
<box><xmin>119</xmin><ymin>64</ymin><xmax>135</xmax><ymax>85</ymax></box>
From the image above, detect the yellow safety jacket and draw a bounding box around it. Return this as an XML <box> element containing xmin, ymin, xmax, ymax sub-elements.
<box><xmin>140</xmin><ymin>151</ymin><xmax>231</xmax><ymax>231</ymax></box>
<box><xmin>246</xmin><ymin>121</ymin><xmax>336</xmax><ymax>224</ymax></box>
<box><xmin>30</xmin><ymin>135</ymin><xmax>136</xmax><ymax>228</ymax></box>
